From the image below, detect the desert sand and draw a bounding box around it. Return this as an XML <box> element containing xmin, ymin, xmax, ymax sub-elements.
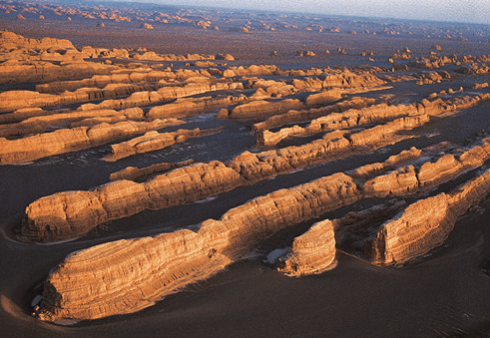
<box><xmin>2</xmin><ymin>0</ymin><xmax>490</xmax><ymax>337</ymax></box>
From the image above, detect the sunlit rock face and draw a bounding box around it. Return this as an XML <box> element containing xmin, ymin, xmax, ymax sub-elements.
<box><xmin>2</xmin><ymin>6</ymin><xmax>490</xmax><ymax>328</ymax></box>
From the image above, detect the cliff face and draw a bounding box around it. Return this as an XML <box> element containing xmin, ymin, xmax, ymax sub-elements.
<box><xmin>0</xmin><ymin>119</ymin><xmax>183</xmax><ymax>165</ymax></box>
<box><xmin>367</xmin><ymin>168</ymin><xmax>490</xmax><ymax>265</ymax></box>
<box><xmin>276</xmin><ymin>220</ymin><xmax>337</xmax><ymax>277</ymax></box>
<box><xmin>23</xmin><ymin>161</ymin><xmax>243</xmax><ymax>241</ymax></box>
<box><xmin>102</xmin><ymin>128</ymin><xmax>222</xmax><ymax>162</ymax></box>
<box><xmin>37</xmin><ymin>173</ymin><xmax>360</xmax><ymax>322</ymax></box>
<box><xmin>37</xmin><ymin>152</ymin><xmax>490</xmax><ymax>321</ymax></box>
<box><xmin>0</xmin><ymin>83</ymin><xmax>160</xmax><ymax>113</ymax></box>
<box><xmin>0</xmin><ymin>31</ymin><xmax>75</xmax><ymax>50</ymax></box>
<box><xmin>0</xmin><ymin>107</ymin><xmax>145</xmax><ymax>138</ymax></box>
<box><xmin>228</xmin><ymin>99</ymin><xmax>305</xmax><ymax>121</ymax></box>
<box><xmin>38</xmin><ymin>229</ymin><xmax>233</xmax><ymax>321</ymax></box>
<box><xmin>276</xmin><ymin>201</ymin><xmax>405</xmax><ymax>277</ymax></box>
<box><xmin>22</xmin><ymin>113</ymin><xmax>431</xmax><ymax>242</ymax></box>
<box><xmin>252</xmin><ymin>96</ymin><xmax>376</xmax><ymax>132</ymax></box>
<box><xmin>109</xmin><ymin>160</ymin><xmax>194</xmax><ymax>182</ymax></box>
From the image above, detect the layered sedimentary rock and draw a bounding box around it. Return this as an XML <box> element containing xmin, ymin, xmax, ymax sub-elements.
<box><xmin>321</xmin><ymin>70</ymin><xmax>385</xmax><ymax>88</ymax></box>
<box><xmin>0</xmin><ymin>59</ymin><xmax>117</xmax><ymax>85</ymax></box>
<box><xmin>276</xmin><ymin>201</ymin><xmax>405</xmax><ymax>277</ymax></box>
<box><xmin>147</xmin><ymin>94</ymin><xmax>248</xmax><ymax>119</ymax></box>
<box><xmin>367</xmin><ymin>168</ymin><xmax>490</xmax><ymax>265</ymax></box>
<box><xmin>363</xmin><ymin>136</ymin><xmax>490</xmax><ymax>198</ymax></box>
<box><xmin>0</xmin><ymin>84</ymin><xmax>160</xmax><ymax>113</ymax></box>
<box><xmin>276</xmin><ymin>220</ymin><xmax>337</xmax><ymax>277</ymax></box>
<box><xmin>36</xmin><ymin>173</ymin><xmax>361</xmax><ymax>322</ymax></box>
<box><xmin>109</xmin><ymin>160</ymin><xmax>194</xmax><ymax>182</ymax></box>
<box><xmin>258</xmin><ymin>102</ymin><xmax>422</xmax><ymax>146</ymax></box>
<box><xmin>34</xmin><ymin>71</ymin><xmax>176</xmax><ymax>93</ymax></box>
<box><xmin>0</xmin><ymin>119</ymin><xmax>183</xmax><ymax>165</ymax></box>
<box><xmin>225</xmin><ymin>98</ymin><xmax>305</xmax><ymax>121</ymax></box>
<box><xmin>22</xmin><ymin>114</ymin><xmax>430</xmax><ymax>241</ymax></box>
<box><xmin>23</xmin><ymin>161</ymin><xmax>243</xmax><ymax>241</ymax></box>
<box><xmin>102</xmin><ymin>127</ymin><xmax>222</xmax><ymax>162</ymax></box>
<box><xmin>38</xmin><ymin>229</ymin><xmax>233</xmax><ymax>321</ymax></box>
<box><xmin>36</xmin><ymin>145</ymin><xmax>490</xmax><ymax>320</ymax></box>
<box><xmin>0</xmin><ymin>107</ymin><xmax>145</xmax><ymax>138</ymax></box>
<box><xmin>77</xmin><ymin>81</ymin><xmax>243</xmax><ymax>112</ymax></box>
<box><xmin>252</xmin><ymin>97</ymin><xmax>377</xmax><ymax>132</ymax></box>
<box><xmin>0</xmin><ymin>30</ymin><xmax>75</xmax><ymax>50</ymax></box>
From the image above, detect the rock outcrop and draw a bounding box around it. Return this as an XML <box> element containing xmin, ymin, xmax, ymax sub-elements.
<box><xmin>367</xmin><ymin>168</ymin><xmax>490</xmax><ymax>265</ymax></box>
<box><xmin>252</xmin><ymin>97</ymin><xmax>377</xmax><ymax>132</ymax></box>
<box><xmin>22</xmin><ymin>161</ymin><xmax>243</xmax><ymax>241</ymax></box>
<box><xmin>102</xmin><ymin>127</ymin><xmax>222</xmax><ymax>162</ymax></box>
<box><xmin>0</xmin><ymin>119</ymin><xmax>183</xmax><ymax>165</ymax></box>
<box><xmin>0</xmin><ymin>107</ymin><xmax>146</xmax><ymax>138</ymax></box>
<box><xmin>36</xmin><ymin>173</ymin><xmax>360</xmax><ymax>322</ymax></box>
<box><xmin>276</xmin><ymin>201</ymin><xmax>406</xmax><ymax>277</ymax></box>
<box><xmin>22</xmin><ymin>114</ymin><xmax>430</xmax><ymax>241</ymax></box>
<box><xmin>109</xmin><ymin>160</ymin><xmax>194</xmax><ymax>182</ymax></box>
<box><xmin>276</xmin><ymin>220</ymin><xmax>337</xmax><ymax>277</ymax></box>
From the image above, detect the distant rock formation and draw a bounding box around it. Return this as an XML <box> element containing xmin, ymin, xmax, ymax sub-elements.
<box><xmin>0</xmin><ymin>30</ymin><xmax>75</xmax><ymax>50</ymax></box>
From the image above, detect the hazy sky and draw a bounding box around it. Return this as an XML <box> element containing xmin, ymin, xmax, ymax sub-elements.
<box><xmin>155</xmin><ymin>0</ymin><xmax>490</xmax><ymax>25</ymax></box>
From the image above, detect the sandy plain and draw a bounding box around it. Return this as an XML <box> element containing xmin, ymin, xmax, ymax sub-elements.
<box><xmin>2</xmin><ymin>0</ymin><xmax>490</xmax><ymax>337</ymax></box>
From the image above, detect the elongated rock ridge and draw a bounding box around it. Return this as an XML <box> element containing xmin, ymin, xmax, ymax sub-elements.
<box><xmin>109</xmin><ymin>160</ymin><xmax>194</xmax><ymax>182</ymax></box>
<box><xmin>0</xmin><ymin>119</ymin><xmax>184</xmax><ymax>165</ymax></box>
<box><xmin>22</xmin><ymin>114</ymin><xmax>429</xmax><ymax>242</ymax></box>
<box><xmin>102</xmin><ymin>127</ymin><xmax>222</xmax><ymax>162</ymax></box>
<box><xmin>367</xmin><ymin>168</ymin><xmax>490</xmax><ymax>265</ymax></box>
<box><xmin>36</xmin><ymin>173</ymin><xmax>361</xmax><ymax>322</ymax></box>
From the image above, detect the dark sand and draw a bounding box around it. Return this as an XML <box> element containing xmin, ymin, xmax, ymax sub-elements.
<box><xmin>2</xmin><ymin>1</ymin><xmax>490</xmax><ymax>337</ymax></box>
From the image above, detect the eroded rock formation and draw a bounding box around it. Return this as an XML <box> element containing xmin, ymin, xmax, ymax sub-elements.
<box><xmin>102</xmin><ymin>127</ymin><xmax>222</xmax><ymax>162</ymax></box>
<box><xmin>367</xmin><ymin>168</ymin><xmax>490</xmax><ymax>265</ymax></box>
<box><xmin>276</xmin><ymin>220</ymin><xmax>337</xmax><ymax>277</ymax></box>
<box><xmin>109</xmin><ymin>160</ymin><xmax>194</xmax><ymax>182</ymax></box>
<box><xmin>21</xmin><ymin>113</ymin><xmax>431</xmax><ymax>241</ymax></box>
<box><xmin>36</xmin><ymin>173</ymin><xmax>360</xmax><ymax>322</ymax></box>
<box><xmin>0</xmin><ymin>119</ymin><xmax>183</xmax><ymax>165</ymax></box>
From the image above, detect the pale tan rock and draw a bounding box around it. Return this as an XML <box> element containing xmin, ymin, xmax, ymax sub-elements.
<box><xmin>38</xmin><ymin>229</ymin><xmax>232</xmax><ymax>321</ymax></box>
<box><xmin>258</xmin><ymin>102</ymin><xmax>423</xmax><ymax>146</ymax></box>
<box><xmin>277</xmin><ymin>201</ymin><xmax>406</xmax><ymax>277</ymax></box>
<box><xmin>23</xmin><ymin>113</ymin><xmax>430</xmax><ymax>241</ymax></box>
<box><xmin>0</xmin><ymin>30</ymin><xmax>75</xmax><ymax>50</ymax></box>
<box><xmin>109</xmin><ymin>160</ymin><xmax>194</xmax><ymax>182</ymax></box>
<box><xmin>147</xmin><ymin>94</ymin><xmax>247</xmax><ymax>119</ymax></box>
<box><xmin>367</xmin><ymin>168</ymin><xmax>490</xmax><ymax>265</ymax></box>
<box><xmin>0</xmin><ymin>119</ymin><xmax>183</xmax><ymax>165</ymax></box>
<box><xmin>228</xmin><ymin>99</ymin><xmax>305</xmax><ymax>121</ymax></box>
<box><xmin>277</xmin><ymin>220</ymin><xmax>336</xmax><ymax>277</ymax></box>
<box><xmin>0</xmin><ymin>107</ymin><xmax>145</xmax><ymax>138</ymax></box>
<box><xmin>252</xmin><ymin>97</ymin><xmax>376</xmax><ymax>132</ymax></box>
<box><xmin>23</xmin><ymin>161</ymin><xmax>243</xmax><ymax>241</ymax></box>
<box><xmin>102</xmin><ymin>127</ymin><xmax>222</xmax><ymax>162</ymax></box>
<box><xmin>0</xmin><ymin>59</ymin><xmax>117</xmax><ymax>85</ymax></box>
<box><xmin>37</xmin><ymin>173</ymin><xmax>360</xmax><ymax>322</ymax></box>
